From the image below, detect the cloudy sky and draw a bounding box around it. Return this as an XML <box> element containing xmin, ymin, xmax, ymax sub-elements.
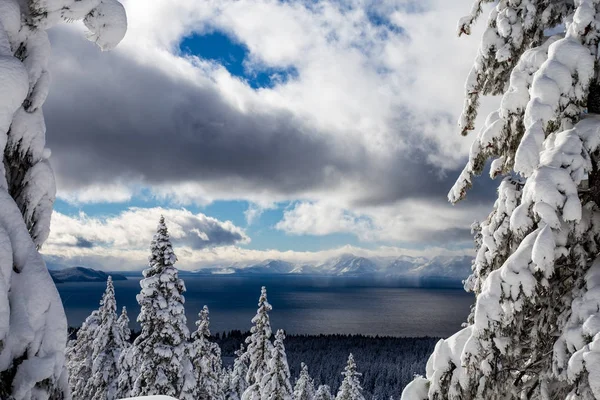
<box><xmin>42</xmin><ymin>0</ymin><xmax>500</xmax><ymax>271</ymax></box>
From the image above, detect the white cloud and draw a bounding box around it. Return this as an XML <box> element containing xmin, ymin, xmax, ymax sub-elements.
<box><xmin>45</xmin><ymin>0</ymin><xmax>501</xmax><ymax>248</ymax></box>
<box><xmin>45</xmin><ymin>207</ymin><xmax>249</xmax><ymax>254</ymax></box>
<box><xmin>276</xmin><ymin>199</ymin><xmax>489</xmax><ymax>243</ymax></box>
<box><xmin>59</xmin><ymin>183</ymin><xmax>134</xmax><ymax>204</ymax></box>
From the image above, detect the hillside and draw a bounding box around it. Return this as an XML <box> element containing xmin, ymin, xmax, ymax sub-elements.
<box><xmin>50</xmin><ymin>267</ymin><xmax>128</xmax><ymax>283</ymax></box>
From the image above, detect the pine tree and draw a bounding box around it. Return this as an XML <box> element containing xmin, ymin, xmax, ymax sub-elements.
<box><xmin>191</xmin><ymin>305</ymin><xmax>223</xmax><ymax>400</ymax></box>
<box><xmin>118</xmin><ymin>306</ymin><xmax>131</xmax><ymax>344</ymax></box>
<box><xmin>242</xmin><ymin>286</ymin><xmax>274</xmax><ymax>400</ymax></box>
<box><xmin>403</xmin><ymin>1</ymin><xmax>600</xmax><ymax>400</ymax></box>
<box><xmin>67</xmin><ymin>310</ymin><xmax>101</xmax><ymax>399</ymax></box>
<box><xmin>335</xmin><ymin>355</ymin><xmax>364</xmax><ymax>400</ymax></box>
<box><xmin>128</xmin><ymin>216</ymin><xmax>191</xmax><ymax>398</ymax></box>
<box><xmin>230</xmin><ymin>344</ymin><xmax>249</xmax><ymax>400</ymax></box>
<box><xmin>260</xmin><ymin>330</ymin><xmax>293</xmax><ymax>400</ymax></box>
<box><xmin>116</xmin><ymin>342</ymin><xmax>135</xmax><ymax>399</ymax></box>
<box><xmin>221</xmin><ymin>367</ymin><xmax>236</xmax><ymax>400</ymax></box>
<box><xmin>315</xmin><ymin>385</ymin><xmax>334</xmax><ymax>400</ymax></box>
<box><xmin>0</xmin><ymin>1</ymin><xmax>126</xmax><ymax>398</ymax></box>
<box><xmin>87</xmin><ymin>277</ymin><xmax>128</xmax><ymax>400</ymax></box>
<box><xmin>293</xmin><ymin>363</ymin><xmax>316</xmax><ymax>400</ymax></box>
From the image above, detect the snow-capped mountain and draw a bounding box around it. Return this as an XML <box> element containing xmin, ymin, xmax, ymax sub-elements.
<box><xmin>316</xmin><ymin>254</ymin><xmax>380</xmax><ymax>276</ymax></box>
<box><xmin>194</xmin><ymin>253</ymin><xmax>473</xmax><ymax>279</ymax></box>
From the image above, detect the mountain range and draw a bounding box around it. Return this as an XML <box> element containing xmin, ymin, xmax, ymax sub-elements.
<box><xmin>193</xmin><ymin>253</ymin><xmax>474</xmax><ymax>279</ymax></box>
<box><xmin>49</xmin><ymin>267</ymin><xmax>127</xmax><ymax>283</ymax></box>
<box><xmin>44</xmin><ymin>254</ymin><xmax>474</xmax><ymax>281</ymax></box>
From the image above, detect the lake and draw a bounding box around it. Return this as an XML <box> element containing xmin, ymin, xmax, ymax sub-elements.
<box><xmin>56</xmin><ymin>275</ymin><xmax>474</xmax><ymax>337</ymax></box>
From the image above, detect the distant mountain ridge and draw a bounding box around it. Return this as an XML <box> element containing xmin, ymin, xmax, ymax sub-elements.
<box><xmin>194</xmin><ymin>253</ymin><xmax>474</xmax><ymax>279</ymax></box>
<box><xmin>46</xmin><ymin>254</ymin><xmax>474</xmax><ymax>280</ymax></box>
<box><xmin>50</xmin><ymin>267</ymin><xmax>128</xmax><ymax>283</ymax></box>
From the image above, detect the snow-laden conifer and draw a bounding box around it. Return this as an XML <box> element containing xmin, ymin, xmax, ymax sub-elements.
<box><xmin>293</xmin><ymin>363</ymin><xmax>315</xmax><ymax>400</ymax></box>
<box><xmin>117</xmin><ymin>342</ymin><xmax>136</xmax><ymax>399</ymax></box>
<box><xmin>118</xmin><ymin>306</ymin><xmax>131</xmax><ymax>344</ymax></box>
<box><xmin>0</xmin><ymin>1</ymin><xmax>126</xmax><ymax>397</ymax></box>
<box><xmin>67</xmin><ymin>310</ymin><xmax>100</xmax><ymax>399</ymax></box>
<box><xmin>242</xmin><ymin>286</ymin><xmax>274</xmax><ymax>400</ymax></box>
<box><xmin>403</xmin><ymin>1</ymin><xmax>600</xmax><ymax>399</ymax></box>
<box><xmin>260</xmin><ymin>329</ymin><xmax>293</xmax><ymax>400</ymax></box>
<box><xmin>230</xmin><ymin>344</ymin><xmax>249</xmax><ymax>400</ymax></box>
<box><xmin>87</xmin><ymin>276</ymin><xmax>128</xmax><ymax>400</ymax></box>
<box><xmin>335</xmin><ymin>355</ymin><xmax>364</xmax><ymax>400</ymax></box>
<box><xmin>221</xmin><ymin>367</ymin><xmax>236</xmax><ymax>400</ymax></box>
<box><xmin>128</xmin><ymin>216</ymin><xmax>191</xmax><ymax>398</ymax></box>
<box><xmin>315</xmin><ymin>385</ymin><xmax>334</xmax><ymax>400</ymax></box>
<box><xmin>191</xmin><ymin>305</ymin><xmax>223</xmax><ymax>399</ymax></box>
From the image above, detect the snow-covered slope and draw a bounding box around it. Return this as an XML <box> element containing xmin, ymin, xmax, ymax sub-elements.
<box><xmin>50</xmin><ymin>266</ymin><xmax>127</xmax><ymax>283</ymax></box>
<box><xmin>193</xmin><ymin>254</ymin><xmax>473</xmax><ymax>279</ymax></box>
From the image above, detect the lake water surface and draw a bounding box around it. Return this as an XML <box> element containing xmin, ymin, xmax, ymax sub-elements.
<box><xmin>56</xmin><ymin>275</ymin><xmax>474</xmax><ymax>337</ymax></box>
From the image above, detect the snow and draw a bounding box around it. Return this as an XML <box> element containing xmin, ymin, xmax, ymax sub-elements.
<box><xmin>120</xmin><ymin>397</ymin><xmax>178</xmax><ymax>400</ymax></box>
<box><xmin>84</xmin><ymin>0</ymin><xmax>128</xmax><ymax>51</ymax></box>
<box><xmin>407</xmin><ymin>1</ymin><xmax>600</xmax><ymax>399</ymax></box>
<box><xmin>0</xmin><ymin>190</ymin><xmax>68</xmax><ymax>399</ymax></box>
<box><xmin>0</xmin><ymin>0</ymin><xmax>126</xmax><ymax>394</ymax></box>
<box><xmin>400</xmin><ymin>377</ymin><xmax>428</xmax><ymax>400</ymax></box>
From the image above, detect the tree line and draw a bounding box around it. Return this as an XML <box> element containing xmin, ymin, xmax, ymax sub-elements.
<box><xmin>66</xmin><ymin>217</ymin><xmax>392</xmax><ymax>400</ymax></box>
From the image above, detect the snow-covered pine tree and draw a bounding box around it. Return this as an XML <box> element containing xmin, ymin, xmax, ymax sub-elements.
<box><xmin>260</xmin><ymin>329</ymin><xmax>293</xmax><ymax>400</ymax></box>
<box><xmin>116</xmin><ymin>341</ymin><xmax>135</xmax><ymax>399</ymax></box>
<box><xmin>242</xmin><ymin>286</ymin><xmax>274</xmax><ymax>400</ymax></box>
<box><xmin>128</xmin><ymin>216</ymin><xmax>191</xmax><ymax>398</ymax></box>
<box><xmin>315</xmin><ymin>385</ymin><xmax>334</xmax><ymax>400</ymax></box>
<box><xmin>118</xmin><ymin>306</ymin><xmax>131</xmax><ymax>344</ymax></box>
<box><xmin>0</xmin><ymin>1</ymin><xmax>126</xmax><ymax>398</ymax></box>
<box><xmin>86</xmin><ymin>276</ymin><xmax>128</xmax><ymax>400</ymax></box>
<box><xmin>293</xmin><ymin>363</ymin><xmax>315</xmax><ymax>400</ymax></box>
<box><xmin>115</xmin><ymin>306</ymin><xmax>132</xmax><ymax>398</ymax></box>
<box><xmin>335</xmin><ymin>354</ymin><xmax>364</xmax><ymax>400</ymax></box>
<box><xmin>180</xmin><ymin>356</ymin><xmax>198</xmax><ymax>400</ymax></box>
<box><xmin>221</xmin><ymin>367</ymin><xmax>236</xmax><ymax>400</ymax></box>
<box><xmin>230</xmin><ymin>344</ymin><xmax>249</xmax><ymax>400</ymax></box>
<box><xmin>191</xmin><ymin>305</ymin><xmax>222</xmax><ymax>400</ymax></box>
<box><xmin>67</xmin><ymin>310</ymin><xmax>100</xmax><ymax>399</ymax></box>
<box><xmin>403</xmin><ymin>1</ymin><xmax>600</xmax><ymax>400</ymax></box>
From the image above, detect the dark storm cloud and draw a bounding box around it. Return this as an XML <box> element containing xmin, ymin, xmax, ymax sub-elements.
<box><xmin>43</xmin><ymin>27</ymin><xmax>497</xmax><ymax>212</ymax></box>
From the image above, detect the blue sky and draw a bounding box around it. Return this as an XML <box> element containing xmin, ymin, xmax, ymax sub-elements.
<box><xmin>180</xmin><ymin>32</ymin><xmax>298</xmax><ymax>89</ymax></box>
<box><xmin>43</xmin><ymin>0</ymin><xmax>495</xmax><ymax>270</ymax></box>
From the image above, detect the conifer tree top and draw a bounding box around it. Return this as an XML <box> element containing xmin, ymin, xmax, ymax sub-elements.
<box><xmin>193</xmin><ymin>305</ymin><xmax>211</xmax><ymax>340</ymax></box>
<box><xmin>144</xmin><ymin>216</ymin><xmax>178</xmax><ymax>278</ymax></box>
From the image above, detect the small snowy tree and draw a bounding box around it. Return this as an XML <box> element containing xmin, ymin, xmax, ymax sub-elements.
<box><xmin>128</xmin><ymin>216</ymin><xmax>191</xmax><ymax>398</ymax></box>
<box><xmin>118</xmin><ymin>306</ymin><xmax>131</xmax><ymax>344</ymax></box>
<box><xmin>403</xmin><ymin>1</ymin><xmax>600</xmax><ymax>399</ymax></box>
<box><xmin>191</xmin><ymin>305</ymin><xmax>223</xmax><ymax>400</ymax></box>
<box><xmin>86</xmin><ymin>277</ymin><xmax>128</xmax><ymax>400</ymax></box>
<box><xmin>315</xmin><ymin>385</ymin><xmax>334</xmax><ymax>400</ymax></box>
<box><xmin>293</xmin><ymin>363</ymin><xmax>315</xmax><ymax>400</ymax></box>
<box><xmin>67</xmin><ymin>310</ymin><xmax>100</xmax><ymax>399</ymax></box>
<box><xmin>0</xmin><ymin>0</ymin><xmax>126</xmax><ymax>398</ymax></box>
<box><xmin>242</xmin><ymin>286</ymin><xmax>274</xmax><ymax>400</ymax></box>
<box><xmin>229</xmin><ymin>344</ymin><xmax>249</xmax><ymax>400</ymax></box>
<box><xmin>116</xmin><ymin>342</ymin><xmax>135</xmax><ymax>399</ymax></box>
<box><xmin>260</xmin><ymin>330</ymin><xmax>293</xmax><ymax>400</ymax></box>
<box><xmin>335</xmin><ymin>355</ymin><xmax>364</xmax><ymax>400</ymax></box>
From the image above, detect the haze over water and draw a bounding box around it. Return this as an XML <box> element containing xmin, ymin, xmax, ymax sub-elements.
<box><xmin>57</xmin><ymin>275</ymin><xmax>473</xmax><ymax>337</ymax></box>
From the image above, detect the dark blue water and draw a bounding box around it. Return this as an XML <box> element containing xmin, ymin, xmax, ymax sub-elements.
<box><xmin>56</xmin><ymin>275</ymin><xmax>473</xmax><ymax>337</ymax></box>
